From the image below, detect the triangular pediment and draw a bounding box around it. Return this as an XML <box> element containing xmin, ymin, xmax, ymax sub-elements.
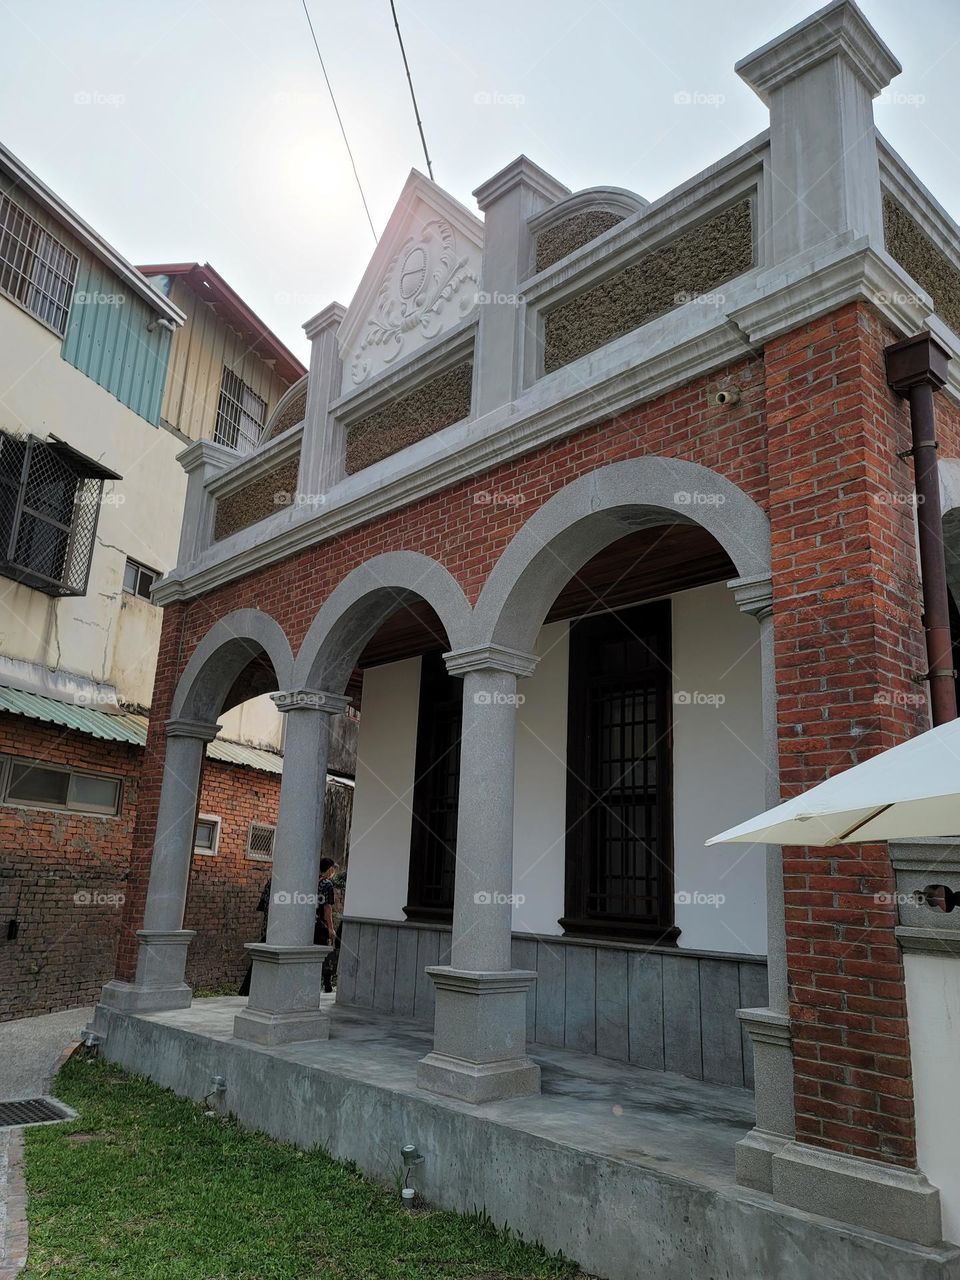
<box><xmin>338</xmin><ymin>170</ymin><xmax>484</xmax><ymax>392</ymax></box>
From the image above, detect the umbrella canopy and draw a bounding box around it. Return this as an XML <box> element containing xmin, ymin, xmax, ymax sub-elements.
<box><xmin>707</xmin><ymin>717</ymin><xmax>960</xmax><ymax>847</ymax></box>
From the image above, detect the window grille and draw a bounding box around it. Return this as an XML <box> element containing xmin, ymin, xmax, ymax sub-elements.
<box><xmin>214</xmin><ymin>367</ymin><xmax>267</xmax><ymax>455</ymax></box>
<box><xmin>0</xmin><ymin>432</ymin><xmax>119</xmax><ymax>596</ymax></box>
<box><xmin>247</xmin><ymin>821</ymin><xmax>276</xmax><ymax>860</ymax></box>
<box><xmin>0</xmin><ymin>193</ymin><xmax>78</xmax><ymax>336</ymax></box>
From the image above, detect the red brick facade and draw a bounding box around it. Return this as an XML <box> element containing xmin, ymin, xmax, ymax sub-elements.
<box><xmin>0</xmin><ymin>712</ymin><xmax>279</xmax><ymax>1019</ymax></box>
<box><xmin>121</xmin><ymin>299</ymin><xmax>932</xmax><ymax>1170</ymax></box>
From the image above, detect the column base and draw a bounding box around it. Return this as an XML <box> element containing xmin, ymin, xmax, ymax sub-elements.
<box><xmin>771</xmin><ymin>1142</ymin><xmax>943</xmax><ymax>1246</ymax></box>
<box><xmin>418</xmin><ymin>967</ymin><xmax>540</xmax><ymax>1103</ymax></box>
<box><xmin>97</xmin><ymin>929</ymin><xmax>196</xmax><ymax>1015</ymax></box>
<box><xmin>233</xmin><ymin>942</ymin><xmax>331</xmax><ymax>1046</ymax></box>
<box><xmin>736</xmin><ymin>1007</ymin><xmax>795</xmax><ymax>1193</ymax></box>
<box><xmin>417</xmin><ymin>1051</ymin><xmax>540</xmax><ymax>1103</ymax></box>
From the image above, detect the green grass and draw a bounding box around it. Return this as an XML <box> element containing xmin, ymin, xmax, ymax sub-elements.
<box><xmin>23</xmin><ymin>1056</ymin><xmax>582</xmax><ymax>1280</ymax></box>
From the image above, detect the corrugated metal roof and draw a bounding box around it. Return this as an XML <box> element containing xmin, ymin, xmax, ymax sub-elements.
<box><xmin>0</xmin><ymin>688</ymin><xmax>285</xmax><ymax>774</ymax></box>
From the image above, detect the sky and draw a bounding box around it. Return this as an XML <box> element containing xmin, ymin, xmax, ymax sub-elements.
<box><xmin>2</xmin><ymin>0</ymin><xmax>958</xmax><ymax>362</ymax></box>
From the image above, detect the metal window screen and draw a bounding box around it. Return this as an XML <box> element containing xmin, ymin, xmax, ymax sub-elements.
<box><xmin>247</xmin><ymin>822</ymin><xmax>275</xmax><ymax>859</ymax></box>
<box><xmin>0</xmin><ymin>194</ymin><xmax>78</xmax><ymax>336</ymax></box>
<box><xmin>0</xmin><ymin>433</ymin><xmax>105</xmax><ymax>595</ymax></box>
<box><xmin>214</xmin><ymin>367</ymin><xmax>266</xmax><ymax>455</ymax></box>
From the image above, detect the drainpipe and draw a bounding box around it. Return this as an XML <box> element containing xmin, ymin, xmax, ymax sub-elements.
<box><xmin>884</xmin><ymin>331</ymin><xmax>957</xmax><ymax>725</ymax></box>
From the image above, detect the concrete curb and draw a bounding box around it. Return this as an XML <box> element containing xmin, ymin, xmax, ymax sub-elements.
<box><xmin>0</xmin><ymin>1130</ymin><xmax>27</xmax><ymax>1278</ymax></box>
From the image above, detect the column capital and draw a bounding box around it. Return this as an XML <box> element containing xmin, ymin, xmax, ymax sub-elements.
<box><xmin>444</xmin><ymin>644</ymin><xmax>538</xmax><ymax>678</ymax></box>
<box><xmin>164</xmin><ymin>718</ymin><xmax>220</xmax><ymax>742</ymax></box>
<box><xmin>472</xmin><ymin>155</ymin><xmax>569</xmax><ymax>212</ymax></box>
<box><xmin>728</xmin><ymin>574</ymin><xmax>774</xmax><ymax>620</ymax></box>
<box><xmin>303</xmin><ymin>301</ymin><xmax>347</xmax><ymax>341</ymax></box>
<box><xmin>736</xmin><ymin>0</ymin><xmax>900</xmax><ymax>104</ymax></box>
<box><xmin>270</xmin><ymin>688</ymin><xmax>352</xmax><ymax>715</ymax></box>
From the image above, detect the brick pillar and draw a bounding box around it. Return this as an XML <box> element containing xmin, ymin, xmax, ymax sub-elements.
<box><xmin>764</xmin><ymin>302</ymin><xmax>942</xmax><ymax>1244</ymax></box>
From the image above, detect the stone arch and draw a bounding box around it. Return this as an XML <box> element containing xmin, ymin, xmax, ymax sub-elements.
<box><xmin>292</xmin><ymin>551</ymin><xmax>473</xmax><ymax>693</ymax></box>
<box><xmin>472</xmin><ymin>457</ymin><xmax>770</xmax><ymax>652</ymax></box>
<box><xmin>169</xmin><ymin>608</ymin><xmax>295</xmax><ymax>723</ymax></box>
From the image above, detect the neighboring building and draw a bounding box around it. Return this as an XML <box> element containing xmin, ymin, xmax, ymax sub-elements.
<box><xmin>92</xmin><ymin>3</ymin><xmax>960</xmax><ymax>1277</ymax></box>
<box><xmin>0</xmin><ymin>141</ymin><xmax>349</xmax><ymax>1019</ymax></box>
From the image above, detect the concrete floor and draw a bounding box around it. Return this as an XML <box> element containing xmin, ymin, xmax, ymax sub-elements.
<box><xmin>0</xmin><ymin>1007</ymin><xmax>92</xmax><ymax>1102</ymax></box>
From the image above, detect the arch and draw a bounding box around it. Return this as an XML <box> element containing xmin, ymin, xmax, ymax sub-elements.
<box><xmin>292</xmin><ymin>551</ymin><xmax>473</xmax><ymax>693</ymax></box>
<box><xmin>169</xmin><ymin>608</ymin><xmax>295</xmax><ymax>723</ymax></box>
<box><xmin>259</xmin><ymin>374</ymin><xmax>308</xmax><ymax>447</ymax></box>
<box><xmin>472</xmin><ymin>457</ymin><xmax>770</xmax><ymax>652</ymax></box>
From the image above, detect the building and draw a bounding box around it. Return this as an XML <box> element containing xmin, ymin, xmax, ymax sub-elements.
<box><xmin>0</xmin><ymin>141</ymin><xmax>351</xmax><ymax>1019</ymax></box>
<box><xmin>91</xmin><ymin>2</ymin><xmax>960</xmax><ymax>1277</ymax></box>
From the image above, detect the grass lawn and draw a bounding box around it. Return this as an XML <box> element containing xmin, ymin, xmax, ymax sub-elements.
<box><xmin>23</xmin><ymin>1056</ymin><xmax>584</xmax><ymax>1280</ymax></box>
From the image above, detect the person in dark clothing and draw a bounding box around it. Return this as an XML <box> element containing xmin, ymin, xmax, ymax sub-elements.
<box><xmin>238</xmin><ymin>877</ymin><xmax>271</xmax><ymax>996</ymax></box>
<box><xmin>315</xmin><ymin>858</ymin><xmax>339</xmax><ymax>993</ymax></box>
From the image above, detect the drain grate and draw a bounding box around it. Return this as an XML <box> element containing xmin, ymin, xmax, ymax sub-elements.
<box><xmin>0</xmin><ymin>1097</ymin><xmax>72</xmax><ymax>1128</ymax></box>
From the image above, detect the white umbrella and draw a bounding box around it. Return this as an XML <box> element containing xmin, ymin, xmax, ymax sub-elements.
<box><xmin>707</xmin><ymin>718</ymin><xmax>960</xmax><ymax>847</ymax></box>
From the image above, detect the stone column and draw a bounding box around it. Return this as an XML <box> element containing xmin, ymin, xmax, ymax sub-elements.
<box><xmin>298</xmin><ymin>303</ymin><xmax>347</xmax><ymax>502</ymax></box>
<box><xmin>472</xmin><ymin>157</ymin><xmax>569</xmax><ymax>416</ymax></box>
<box><xmin>99</xmin><ymin>718</ymin><xmax>219</xmax><ymax>1014</ymax></box>
<box><xmin>736</xmin><ymin>0</ymin><xmax>900</xmax><ymax>261</ymax></box>
<box><xmin>728</xmin><ymin>575</ymin><xmax>795</xmax><ymax>1192</ymax></box>
<box><xmin>233</xmin><ymin>689</ymin><xmax>351</xmax><ymax>1047</ymax></box>
<box><xmin>417</xmin><ymin>645</ymin><xmax>540</xmax><ymax>1103</ymax></box>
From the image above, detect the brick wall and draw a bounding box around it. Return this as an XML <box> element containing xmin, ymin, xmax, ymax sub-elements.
<box><xmin>0</xmin><ymin>711</ymin><xmax>279</xmax><ymax>1020</ymax></box>
<box><xmin>765</xmin><ymin>303</ymin><xmax>925</xmax><ymax>1167</ymax></box>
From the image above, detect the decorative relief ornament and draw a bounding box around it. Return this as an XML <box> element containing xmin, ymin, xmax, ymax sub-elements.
<box><xmin>351</xmin><ymin>218</ymin><xmax>480</xmax><ymax>385</ymax></box>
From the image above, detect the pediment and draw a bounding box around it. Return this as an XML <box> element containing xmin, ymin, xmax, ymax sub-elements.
<box><xmin>338</xmin><ymin>170</ymin><xmax>484</xmax><ymax>392</ymax></box>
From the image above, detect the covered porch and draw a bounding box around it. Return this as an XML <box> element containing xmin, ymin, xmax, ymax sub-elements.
<box><xmin>93</xmin><ymin>995</ymin><xmax>960</xmax><ymax>1280</ymax></box>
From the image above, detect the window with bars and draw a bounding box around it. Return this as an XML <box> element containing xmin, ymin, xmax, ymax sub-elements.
<box><xmin>246</xmin><ymin>821</ymin><xmax>276</xmax><ymax>860</ymax></box>
<box><xmin>0</xmin><ymin>431</ymin><xmax>119</xmax><ymax>596</ymax></box>
<box><xmin>0</xmin><ymin>193</ymin><xmax>78</xmax><ymax>336</ymax></box>
<box><xmin>1</xmin><ymin>755</ymin><xmax>121</xmax><ymax>816</ymax></box>
<box><xmin>562</xmin><ymin>601</ymin><xmax>676</xmax><ymax>943</ymax></box>
<box><xmin>404</xmin><ymin>652</ymin><xmax>463</xmax><ymax>921</ymax></box>
<box><xmin>214</xmin><ymin>366</ymin><xmax>267</xmax><ymax>455</ymax></box>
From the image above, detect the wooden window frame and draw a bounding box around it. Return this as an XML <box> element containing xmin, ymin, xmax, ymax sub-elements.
<box><xmin>403</xmin><ymin>651</ymin><xmax>463</xmax><ymax>923</ymax></box>
<box><xmin>560</xmin><ymin>600</ymin><xmax>678</xmax><ymax>945</ymax></box>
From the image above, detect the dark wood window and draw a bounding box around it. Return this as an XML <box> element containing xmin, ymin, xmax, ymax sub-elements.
<box><xmin>561</xmin><ymin>601</ymin><xmax>676</xmax><ymax>944</ymax></box>
<box><xmin>404</xmin><ymin>652</ymin><xmax>462</xmax><ymax>921</ymax></box>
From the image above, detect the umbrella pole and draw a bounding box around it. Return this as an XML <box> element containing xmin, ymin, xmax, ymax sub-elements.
<box><xmin>884</xmin><ymin>331</ymin><xmax>957</xmax><ymax>726</ymax></box>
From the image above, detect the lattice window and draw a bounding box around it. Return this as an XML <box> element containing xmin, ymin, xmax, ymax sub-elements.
<box><xmin>0</xmin><ymin>193</ymin><xmax>78</xmax><ymax>336</ymax></box>
<box><xmin>0</xmin><ymin>431</ymin><xmax>119</xmax><ymax>596</ymax></box>
<box><xmin>214</xmin><ymin>367</ymin><xmax>267</xmax><ymax>455</ymax></box>
<box><xmin>246</xmin><ymin>821</ymin><xmax>276</xmax><ymax>860</ymax></box>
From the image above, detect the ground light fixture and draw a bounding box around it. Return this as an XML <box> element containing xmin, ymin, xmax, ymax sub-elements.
<box><xmin>400</xmin><ymin>1142</ymin><xmax>424</xmax><ymax>1206</ymax></box>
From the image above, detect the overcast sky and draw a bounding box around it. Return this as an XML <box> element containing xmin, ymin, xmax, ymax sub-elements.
<box><xmin>2</xmin><ymin>0</ymin><xmax>957</xmax><ymax>360</ymax></box>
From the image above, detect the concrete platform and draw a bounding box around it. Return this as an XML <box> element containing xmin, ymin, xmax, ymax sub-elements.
<box><xmin>94</xmin><ymin>997</ymin><xmax>960</xmax><ymax>1280</ymax></box>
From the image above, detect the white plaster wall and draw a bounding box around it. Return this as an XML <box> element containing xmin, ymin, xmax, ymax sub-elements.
<box><xmin>0</xmin><ymin>302</ymin><xmax>184</xmax><ymax>708</ymax></box>
<box><xmin>513</xmin><ymin>621</ymin><xmax>569</xmax><ymax>935</ymax></box>
<box><xmin>219</xmin><ymin>693</ymin><xmax>284</xmax><ymax>751</ymax></box>
<box><xmin>671</xmin><ymin>582</ymin><xmax>767</xmax><ymax>955</ymax></box>
<box><xmin>904</xmin><ymin>951</ymin><xmax>960</xmax><ymax>1245</ymax></box>
<box><xmin>343</xmin><ymin>656</ymin><xmax>421</xmax><ymax>921</ymax></box>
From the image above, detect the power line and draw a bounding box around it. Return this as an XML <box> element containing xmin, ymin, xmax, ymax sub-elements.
<box><xmin>299</xmin><ymin>0</ymin><xmax>378</xmax><ymax>242</ymax></box>
<box><xmin>389</xmin><ymin>0</ymin><xmax>434</xmax><ymax>181</ymax></box>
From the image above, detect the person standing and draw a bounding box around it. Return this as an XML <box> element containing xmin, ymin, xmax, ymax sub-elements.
<box><xmin>314</xmin><ymin>858</ymin><xmax>338</xmax><ymax>992</ymax></box>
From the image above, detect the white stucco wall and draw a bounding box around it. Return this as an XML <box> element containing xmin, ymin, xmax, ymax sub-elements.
<box><xmin>343</xmin><ymin>656</ymin><xmax>421</xmax><ymax>922</ymax></box>
<box><xmin>0</xmin><ymin>301</ymin><xmax>184</xmax><ymax>709</ymax></box>
<box><xmin>671</xmin><ymin>582</ymin><xmax>767</xmax><ymax>955</ymax></box>
<box><xmin>904</xmin><ymin>952</ymin><xmax>960</xmax><ymax>1245</ymax></box>
<box><xmin>345</xmin><ymin>585</ymin><xmax>766</xmax><ymax>957</ymax></box>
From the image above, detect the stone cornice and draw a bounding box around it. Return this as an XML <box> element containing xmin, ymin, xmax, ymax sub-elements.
<box><xmin>473</xmin><ymin>155</ymin><xmax>569</xmax><ymax>211</ymax></box>
<box><xmin>164</xmin><ymin>718</ymin><xmax>221</xmax><ymax>742</ymax></box>
<box><xmin>729</xmin><ymin>574</ymin><xmax>774</xmax><ymax>619</ymax></box>
<box><xmin>303</xmin><ymin>301</ymin><xmax>347</xmax><ymax>341</ymax></box>
<box><xmin>444</xmin><ymin>645</ymin><xmax>538</xmax><ymax>679</ymax></box>
<box><xmin>154</xmin><ymin>236</ymin><xmax>958</xmax><ymax>606</ymax></box>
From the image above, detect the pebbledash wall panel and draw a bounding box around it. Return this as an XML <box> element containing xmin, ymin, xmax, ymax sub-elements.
<box><xmin>336</xmin><ymin>917</ymin><xmax>767</xmax><ymax>1088</ymax></box>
